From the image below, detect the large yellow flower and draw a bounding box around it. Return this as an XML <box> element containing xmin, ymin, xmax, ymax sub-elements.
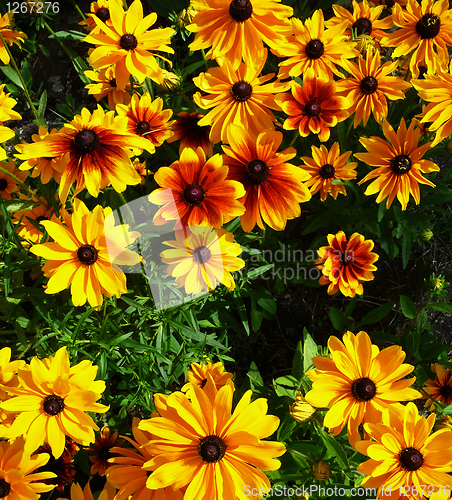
<box><xmin>187</xmin><ymin>0</ymin><xmax>292</xmax><ymax>69</ymax></box>
<box><xmin>193</xmin><ymin>50</ymin><xmax>289</xmax><ymax>144</ymax></box>
<box><xmin>356</xmin><ymin>402</ymin><xmax>452</xmax><ymax>500</ymax></box>
<box><xmin>0</xmin><ymin>13</ymin><xmax>27</xmax><ymax>65</ymax></box>
<box><xmin>0</xmin><ymin>438</ymin><xmax>56</xmax><ymax>500</ymax></box>
<box><xmin>29</xmin><ymin>199</ymin><xmax>141</xmax><ymax>309</ymax></box>
<box><xmin>0</xmin><ymin>347</ymin><xmax>25</xmax><ymax>434</ymax></box>
<box><xmin>160</xmin><ymin>226</ymin><xmax>245</xmax><ymax>294</ymax></box>
<box><xmin>0</xmin><ymin>347</ymin><xmax>109</xmax><ymax>459</ymax></box>
<box><xmin>84</xmin><ymin>0</ymin><xmax>174</xmax><ymax>90</ymax></box>
<box><xmin>0</xmin><ymin>84</ymin><xmax>21</xmax><ymax>122</ymax></box>
<box><xmin>356</xmin><ymin>118</ymin><xmax>440</xmax><ymax>210</ymax></box>
<box><xmin>14</xmin><ymin>106</ymin><xmax>151</xmax><ymax>203</ymax></box>
<box><xmin>381</xmin><ymin>0</ymin><xmax>452</xmax><ymax>77</ymax></box>
<box><xmin>275</xmin><ymin>9</ymin><xmax>358</xmax><ymax>80</ymax></box>
<box><xmin>305</xmin><ymin>331</ymin><xmax>421</xmax><ymax>447</ymax></box>
<box><xmin>139</xmin><ymin>383</ymin><xmax>285</xmax><ymax>500</ymax></box>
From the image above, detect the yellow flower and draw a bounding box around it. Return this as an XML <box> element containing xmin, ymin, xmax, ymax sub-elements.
<box><xmin>0</xmin><ymin>84</ymin><xmax>21</xmax><ymax>122</ymax></box>
<box><xmin>84</xmin><ymin>66</ymin><xmax>133</xmax><ymax>111</ymax></box>
<box><xmin>0</xmin><ymin>159</ymin><xmax>29</xmax><ymax>200</ymax></box>
<box><xmin>290</xmin><ymin>392</ymin><xmax>316</xmax><ymax>423</ymax></box>
<box><xmin>422</xmin><ymin>361</ymin><xmax>452</xmax><ymax>409</ymax></box>
<box><xmin>0</xmin><ymin>13</ymin><xmax>27</xmax><ymax>65</ymax></box>
<box><xmin>0</xmin><ymin>347</ymin><xmax>109</xmax><ymax>458</ymax></box>
<box><xmin>0</xmin><ymin>347</ymin><xmax>25</xmax><ymax>434</ymax></box>
<box><xmin>88</xmin><ymin>427</ymin><xmax>123</xmax><ymax>476</ymax></box>
<box><xmin>312</xmin><ymin>460</ymin><xmax>330</xmax><ymax>481</ymax></box>
<box><xmin>181</xmin><ymin>360</ymin><xmax>233</xmax><ymax>399</ymax></box>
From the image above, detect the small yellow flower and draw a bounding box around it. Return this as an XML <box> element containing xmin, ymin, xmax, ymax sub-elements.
<box><xmin>290</xmin><ymin>392</ymin><xmax>316</xmax><ymax>423</ymax></box>
<box><xmin>312</xmin><ymin>460</ymin><xmax>331</xmax><ymax>481</ymax></box>
<box><xmin>434</xmin><ymin>415</ymin><xmax>452</xmax><ymax>432</ymax></box>
<box><xmin>419</xmin><ymin>228</ymin><xmax>433</xmax><ymax>241</ymax></box>
<box><xmin>355</xmin><ymin>34</ymin><xmax>380</xmax><ymax>55</ymax></box>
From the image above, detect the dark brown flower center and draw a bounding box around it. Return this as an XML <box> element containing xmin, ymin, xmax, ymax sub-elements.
<box><xmin>0</xmin><ymin>178</ymin><xmax>7</xmax><ymax>191</ymax></box>
<box><xmin>231</xmin><ymin>81</ymin><xmax>252</xmax><ymax>101</ymax></box>
<box><xmin>418</xmin><ymin>66</ymin><xmax>428</xmax><ymax>79</ymax></box>
<box><xmin>399</xmin><ymin>447</ymin><xmax>423</xmax><ymax>471</ymax></box>
<box><xmin>109</xmin><ymin>78</ymin><xmax>117</xmax><ymax>87</ymax></box>
<box><xmin>136</xmin><ymin>121</ymin><xmax>151</xmax><ymax>135</ymax></box>
<box><xmin>193</xmin><ymin>246</ymin><xmax>211</xmax><ymax>264</ymax></box>
<box><xmin>351</xmin><ymin>377</ymin><xmax>376</xmax><ymax>401</ymax></box>
<box><xmin>36</xmin><ymin>215</ymin><xmax>49</xmax><ymax>223</ymax></box>
<box><xmin>198</xmin><ymin>435</ymin><xmax>227</xmax><ymax>463</ymax></box>
<box><xmin>384</xmin><ymin>0</ymin><xmax>395</xmax><ymax>7</ymax></box>
<box><xmin>416</xmin><ymin>14</ymin><xmax>440</xmax><ymax>39</ymax></box>
<box><xmin>77</xmin><ymin>244</ymin><xmax>98</xmax><ymax>265</ymax></box>
<box><xmin>96</xmin><ymin>7</ymin><xmax>110</xmax><ymax>22</ymax></box>
<box><xmin>352</xmin><ymin>17</ymin><xmax>372</xmax><ymax>36</ymax></box>
<box><xmin>246</xmin><ymin>159</ymin><xmax>270</xmax><ymax>184</ymax></box>
<box><xmin>120</xmin><ymin>33</ymin><xmax>138</xmax><ymax>51</ymax></box>
<box><xmin>183</xmin><ymin>183</ymin><xmax>205</xmax><ymax>205</ymax></box>
<box><xmin>304</xmin><ymin>100</ymin><xmax>321</xmax><ymax>117</ymax></box>
<box><xmin>305</xmin><ymin>39</ymin><xmax>324</xmax><ymax>59</ymax></box>
<box><xmin>98</xmin><ymin>447</ymin><xmax>114</xmax><ymax>461</ymax></box>
<box><xmin>229</xmin><ymin>0</ymin><xmax>253</xmax><ymax>22</ymax></box>
<box><xmin>339</xmin><ymin>249</ymin><xmax>354</xmax><ymax>266</ymax></box>
<box><xmin>43</xmin><ymin>395</ymin><xmax>65</xmax><ymax>416</ymax></box>
<box><xmin>360</xmin><ymin>76</ymin><xmax>378</xmax><ymax>94</ymax></box>
<box><xmin>74</xmin><ymin>129</ymin><xmax>100</xmax><ymax>153</ymax></box>
<box><xmin>391</xmin><ymin>154</ymin><xmax>412</xmax><ymax>175</ymax></box>
<box><xmin>440</xmin><ymin>385</ymin><xmax>452</xmax><ymax>397</ymax></box>
<box><xmin>201</xmin><ymin>378</ymin><xmax>208</xmax><ymax>388</ymax></box>
<box><xmin>0</xmin><ymin>479</ymin><xmax>11</xmax><ymax>498</ymax></box>
<box><xmin>320</xmin><ymin>164</ymin><xmax>335</xmax><ymax>179</ymax></box>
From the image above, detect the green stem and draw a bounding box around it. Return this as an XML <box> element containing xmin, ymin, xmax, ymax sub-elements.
<box><xmin>0</xmin><ymin>33</ymin><xmax>38</xmax><ymax>119</ymax></box>
<box><xmin>180</xmin><ymin>90</ymin><xmax>197</xmax><ymax>112</ymax></box>
<box><xmin>69</xmin><ymin>0</ymin><xmax>86</xmax><ymax>19</ymax></box>
<box><xmin>289</xmin><ymin>130</ymin><xmax>299</xmax><ymax>148</ymax></box>
<box><xmin>0</xmin><ymin>164</ymin><xmax>37</xmax><ymax>200</ymax></box>
<box><xmin>43</xmin><ymin>20</ymin><xmax>76</xmax><ymax>67</ymax></box>
<box><xmin>201</xmin><ymin>49</ymin><xmax>209</xmax><ymax>72</ymax></box>
<box><xmin>129</xmin><ymin>74</ymin><xmax>135</xmax><ymax>97</ymax></box>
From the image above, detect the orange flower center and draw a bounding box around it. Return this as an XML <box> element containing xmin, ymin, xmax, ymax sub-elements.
<box><xmin>136</xmin><ymin>121</ymin><xmax>151</xmax><ymax>136</ymax></box>
<box><xmin>351</xmin><ymin>377</ymin><xmax>376</xmax><ymax>401</ymax></box>
<box><xmin>229</xmin><ymin>0</ymin><xmax>253</xmax><ymax>23</ymax></box>
<box><xmin>77</xmin><ymin>244</ymin><xmax>99</xmax><ymax>265</ymax></box>
<box><xmin>352</xmin><ymin>17</ymin><xmax>372</xmax><ymax>36</ymax></box>
<box><xmin>183</xmin><ymin>183</ymin><xmax>206</xmax><ymax>205</ymax></box>
<box><xmin>0</xmin><ymin>479</ymin><xmax>11</xmax><ymax>498</ymax></box>
<box><xmin>416</xmin><ymin>14</ymin><xmax>440</xmax><ymax>39</ymax></box>
<box><xmin>109</xmin><ymin>78</ymin><xmax>117</xmax><ymax>88</ymax></box>
<box><xmin>74</xmin><ymin>129</ymin><xmax>100</xmax><ymax>154</ymax></box>
<box><xmin>246</xmin><ymin>159</ymin><xmax>270</xmax><ymax>184</ymax></box>
<box><xmin>391</xmin><ymin>154</ymin><xmax>412</xmax><ymax>175</ymax></box>
<box><xmin>0</xmin><ymin>178</ymin><xmax>7</xmax><ymax>191</ymax></box>
<box><xmin>193</xmin><ymin>246</ymin><xmax>211</xmax><ymax>264</ymax></box>
<box><xmin>96</xmin><ymin>7</ymin><xmax>110</xmax><ymax>22</ymax></box>
<box><xmin>198</xmin><ymin>435</ymin><xmax>226</xmax><ymax>463</ymax></box>
<box><xmin>231</xmin><ymin>81</ymin><xmax>252</xmax><ymax>102</ymax></box>
<box><xmin>360</xmin><ymin>76</ymin><xmax>378</xmax><ymax>94</ymax></box>
<box><xmin>320</xmin><ymin>164</ymin><xmax>335</xmax><ymax>179</ymax></box>
<box><xmin>399</xmin><ymin>448</ymin><xmax>423</xmax><ymax>471</ymax></box>
<box><xmin>43</xmin><ymin>395</ymin><xmax>65</xmax><ymax>416</ymax></box>
<box><xmin>305</xmin><ymin>39</ymin><xmax>324</xmax><ymax>59</ymax></box>
<box><xmin>120</xmin><ymin>34</ymin><xmax>138</xmax><ymax>51</ymax></box>
<box><xmin>304</xmin><ymin>100</ymin><xmax>321</xmax><ymax>117</ymax></box>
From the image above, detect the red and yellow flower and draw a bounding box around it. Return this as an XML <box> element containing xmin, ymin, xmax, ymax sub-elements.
<box><xmin>167</xmin><ymin>112</ymin><xmax>213</xmax><ymax>158</ymax></box>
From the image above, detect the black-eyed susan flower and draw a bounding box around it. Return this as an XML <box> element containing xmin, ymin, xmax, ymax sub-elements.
<box><xmin>222</xmin><ymin>124</ymin><xmax>311</xmax><ymax>232</ymax></box>
<box><xmin>356</xmin><ymin>402</ymin><xmax>452</xmax><ymax>499</ymax></box>
<box><xmin>139</xmin><ymin>383</ymin><xmax>286</xmax><ymax>500</ymax></box>
<box><xmin>305</xmin><ymin>331</ymin><xmax>421</xmax><ymax>447</ymax></box>
<box><xmin>16</xmin><ymin>126</ymin><xmax>66</xmax><ymax>184</ymax></box>
<box><xmin>0</xmin><ymin>159</ymin><xmax>28</xmax><ymax>200</ymax></box>
<box><xmin>106</xmin><ymin>418</ymin><xmax>184</xmax><ymax>500</ymax></box>
<box><xmin>132</xmin><ymin>158</ymin><xmax>152</xmax><ymax>184</ymax></box>
<box><xmin>276</xmin><ymin>68</ymin><xmax>350</xmax><ymax>143</ymax></box>
<box><xmin>0</xmin><ymin>13</ymin><xmax>27</xmax><ymax>65</ymax></box>
<box><xmin>0</xmin><ymin>347</ymin><xmax>25</xmax><ymax>434</ymax></box>
<box><xmin>422</xmin><ymin>362</ymin><xmax>452</xmax><ymax>409</ymax></box>
<box><xmin>57</xmin><ymin>480</ymin><xmax>116</xmax><ymax>500</ymax></box>
<box><xmin>412</xmin><ymin>67</ymin><xmax>452</xmax><ymax>147</ymax></box>
<box><xmin>0</xmin><ymin>438</ymin><xmax>56</xmax><ymax>500</ymax></box>
<box><xmin>300</xmin><ymin>142</ymin><xmax>357</xmax><ymax>201</ymax></box>
<box><xmin>29</xmin><ymin>199</ymin><xmax>141</xmax><ymax>309</ymax></box>
<box><xmin>312</xmin><ymin>460</ymin><xmax>330</xmax><ymax>481</ymax></box>
<box><xmin>193</xmin><ymin>50</ymin><xmax>289</xmax><ymax>144</ymax></box>
<box><xmin>326</xmin><ymin>0</ymin><xmax>392</xmax><ymax>42</ymax></box>
<box><xmin>336</xmin><ymin>49</ymin><xmax>411</xmax><ymax>128</ymax></box>
<box><xmin>84</xmin><ymin>67</ymin><xmax>133</xmax><ymax>111</ymax></box>
<box><xmin>167</xmin><ymin>112</ymin><xmax>213</xmax><ymax>158</ymax></box>
<box><xmin>187</xmin><ymin>0</ymin><xmax>292</xmax><ymax>69</ymax></box>
<box><xmin>84</xmin><ymin>0</ymin><xmax>174</xmax><ymax>90</ymax></box>
<box><xmin>88</xmin><ymin>427</ymin><xmax>123</xmax><ymax>477</ymax></box>
<box><xmin>0</xmin><ymin>347</ymin><xmax>109</xmax><ymax>459</ymax></box>
<box><xmin>116</xmin><ymin>94</ymin><xmax>173</xmax><ymax>152</ymax></box>
<box><xmin>381</xmin><ymin>0</ymin><xmax>452</xmax><ymax>78</ymax></box>
<box><xmin>79</xmin><ymin>0</ymin><xmax>120</xmax><ymax>33</ymax></box>
<box><xmin>356</xmin><ymin>119</ymin><xmax>440</xmax><ymax>210</ymax></box>
<box><xmin>275</xmin><ymin>9</ymin><xmax>358</xmax><ymax>80</ymax></box>
<box><xmin>290</xmin><ymin>392</ymin><xmax>316</xmax><ymax>423</ymax></box>
<box><xmin>149</xmin><ymin>147</ymin><xmax>245</xmax><ymax>228</ymax></box>
<box><xmin>316</xmin><ymin>231</ymin><xmax>379</xmax><ymax>297</ymax></box>
<box><xmin>15</xmin><ymin>106</ymin><xmax>151</xmax><ymax>204</ymax></box>
<box><xmin>0</xmin><ymin>84</ymin><xmax>21</xmax><ymax>122</ymax></box>
<box><xmin>160</xmin><ymin>226</ymin><xmax>245</xmax><ymax>295</ymax></box>
<box><xmin>181</xmin><ymin>360</ymin><xmax>233</xmax><ymax>396</ymax></box>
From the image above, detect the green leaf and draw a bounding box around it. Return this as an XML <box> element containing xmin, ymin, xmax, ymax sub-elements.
<box><xmin>360</xmin><ymin>302</ymin><xmax>395</xmax><ymax>325</ymax></box>
<box><xmin>0</xmin><ymin>66</ymin><xmax>23</xmax><ymax>89</ymax></box>
<box><xmin>416</xmin><ymin>309</ymin><xmax>427</xmax><ymax>334</ymax></box>
<box><xmin>277</xmin><ymin>416</ymin><xmax>297</xmax><ymax>442</ymax></box>
<box><xmin>400</xmin><ymin>295</ymin><xmax>416</xmax><ymax>319</ymax></box>
<box><xmin>247</xmin><ymin>263</ymin><xmax>273</xmax><ymax>279</ymax></box>
<box><xmin>401</xmin><ymin>229</ymin><xmax>411</xmax><ymax>269</ymax></box>
<box><xmin>292</xmin><ymin>341</ymin><xmax>304</xmax><ymax>380</ymax></box>
<box><xmin>320</xmin><ymin>431</ymin><xmax>349</xmax><ymax>471</ymax></box>
<box><xmin>303</xmin><ymin>331</ymin><xmax>318</xmax><ymax>372</ymax></box>
<box><xmin>247</xmin><ymin>361</ymin><xmax>264</xmax><ymax>388</ymax></box>
<box><xmin>426</xmin><ymin>302</ymin><xmax>452</xmax><ymax>313</ymax></box>
<box><xmin>37</xmin><ymin>90</ymin><xmax>47</xmax><ymax>119</ymax></box>
<box><xmin>257</xmin><ymin>297</ymin><xmax>277</xmax><ymax>315</ymax></box>
<box><xmin>329</xmin><ymin>307</ymin><xmax>346</xmax><ymax>332</ymax></box>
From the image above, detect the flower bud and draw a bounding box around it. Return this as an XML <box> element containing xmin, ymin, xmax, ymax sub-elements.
<box><xmin>290</xmin><ymin>391</ymin><xmax>316</xmax><ymax>423</ymax></box>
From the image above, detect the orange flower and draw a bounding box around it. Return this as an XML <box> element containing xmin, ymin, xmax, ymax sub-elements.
<box><xmin>84</xmin><ymin>66</ymin><xmax>133</xmax><ymax>110</ymax></box>
<box><xmin>317</xmin><ymin>231</ymin><xmax>379</xmax><ymax>297</ymax></box>
<box><xmin>276</xmin><ymin>68</ymin><xmax>350</xmax><ymax>142</ymax></box>
<box><xmin>0</xmin><ymin>13</ymin><xmax>27</xmax><ymax>65</ymax></box>
<box><xmin>222</xmin><ymin>124</ymin><xmax>311</xmax><ymax>232</ymax></box>
<box><xmin>167</xmin><ymin>112</ymin><xmax>213</xmax><ymax>158</ymax></box>
<box><xmin>79</xmin><ymin>0</ymin><xmax>120</xmax><ymax>34</ymax></box>
<box><xmin>148</xmin><ymin>147</ymin><xmax>245</xmax><ymax>228</ymax></box>
<box><xmin>88</xmin><ymin>427</ymin><xmax>124</xmax><ymax>476</ymax></box>
<box><xmin>0</xmin><ymin>159</ymin><xmax>28</xmax><ymax>200</ymax></box>
<box><xmin>181</xmin><ymin>360</ymin><xmax>233</xmax><ymax>394</ymax></box>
